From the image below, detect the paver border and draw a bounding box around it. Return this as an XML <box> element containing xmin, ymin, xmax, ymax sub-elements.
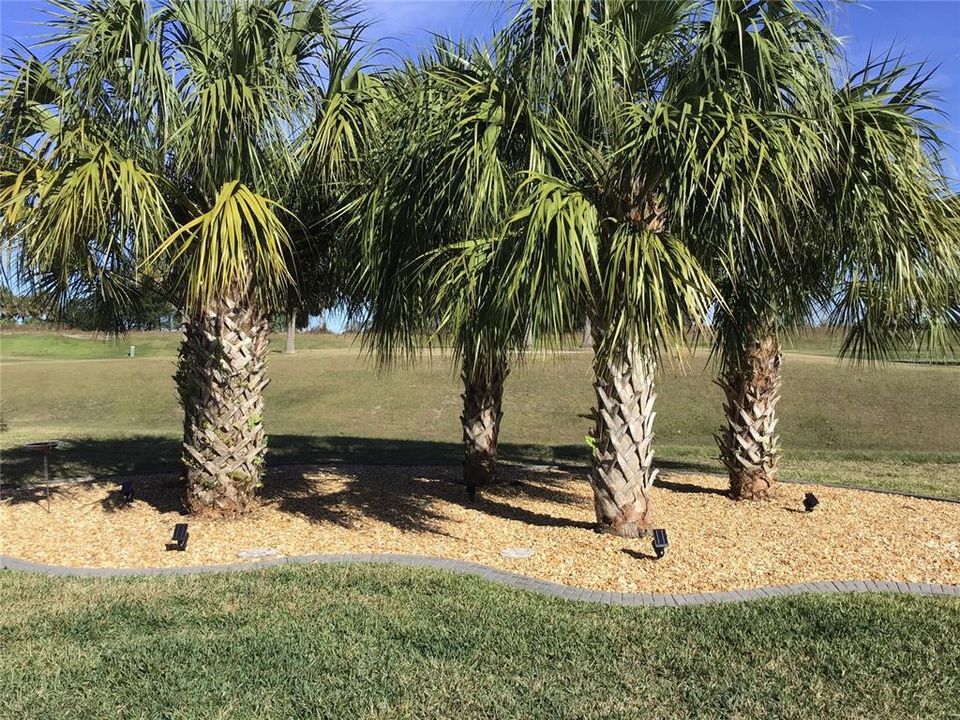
<box><xmin>1</xmin><ymin>553</ymin><xmax>957</xmax><ymax>605</ymax></box>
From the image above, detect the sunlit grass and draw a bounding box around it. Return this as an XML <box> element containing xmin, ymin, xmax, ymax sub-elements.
<box><xmin>1</xmin><ymin>564</ymin><xmax>958</xmax><ymax>719</ymax></box>
<box><xmin>2</xmin><ymin>331</ymin><xmax>958</xmax><ymax>498</ymax></box>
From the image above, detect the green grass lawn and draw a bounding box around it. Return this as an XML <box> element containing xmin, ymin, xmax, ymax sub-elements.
<box><xmin>0</xmin><ymin>328</ymin><xmax>358</xmax><ymax>360</ymax></box>
<box><xmin>2</xmin><ymin>330</ymin><xmax>958</xmax><ymax>498</ymax></box>
<box><xmin>779</xmin><ymin>326</ymin><xmax>959</xmax><ymax>363</ymax></box>
<box><xmin>2</xmin><ymin>334</ymin><xmax>958</xmax><ymax>718</ymax></box>
<box><xmin>1</xmin><ymin>564</ymin><xmax>958</xmax><ymax>720</ymax></box>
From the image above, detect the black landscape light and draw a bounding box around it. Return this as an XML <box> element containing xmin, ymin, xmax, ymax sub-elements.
<box><xmin>168</xmin><ymin>523</ymin><xmax>189</xmax><ymax>551</ymax></box>
<box><xmin>120</xmin><ymin>481</ymin><xmax>134</xmax><ymax>504</ymax></box>
<box><xmin>652</xmin><ymin>528</ymin><xmax>669</xmax><ymax>559</ymax></box>
<box><xmin>803</xmin><ymin>493</ymin><xmax>819</xmax><ymax>513</ymax></box>
<box><xmin>466</xmin><ymin>483</ymin><xmax>476</xmax><ymax>501</ymax></box>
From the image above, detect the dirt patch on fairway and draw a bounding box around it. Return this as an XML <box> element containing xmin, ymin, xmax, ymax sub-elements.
<box><xmin>1</xmin><ymin>465</ymin><xmax>958</xmax><ymax>593</ymax></box>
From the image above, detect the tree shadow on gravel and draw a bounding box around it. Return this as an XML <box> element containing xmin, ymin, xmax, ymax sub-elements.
<box><xmin>0</xmin><ymin>474</ymin><xmax>187</xmax><ymax>515</ymax></box>
<box><xmin>0</xmin><ymin>483</ymin><xmax>60</xmax><ymax>509</ymax></box>
<box><xmin>258</xmin><ymin>465</ymin><xmax>459</xmax><ymax>535</ymax></box>
<box><xmin>655</xmin><ymin>477</ymin><xmax>730</xmax><ymax>497</ymax></box>
<box><xmin>97</xmin><ymin>476</ymin><xmax>187</xmax><ymax>515</ymax></box>
<box><xmin>259</xmin><ymin>463</ymin><xmax>591</xmax><ymax>535</ymax></box>
<box><xmin>1</xmin><ymin>433</ymin><xmax>720</xmax><ymax>484</ymax></box>
<box><xmin>1</xmin><ymin>434</ymin><xmax>720</xmax><ymax>533</ymax></box>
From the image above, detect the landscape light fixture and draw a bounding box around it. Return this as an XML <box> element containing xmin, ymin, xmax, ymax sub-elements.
<box><xmin>466</xmin><ymin>483</ymin><xmax>476</xmax><ymax>501</ymax></box>
<box><xmin>803</xmin><ymin>493</ymin><xmax>819</xmax><ymax>513</ymax></box>
<box><xmin>168</xmin><ymin>523</ymin><xmax>189</xmax><ymax>551</ymax></box>
<box><xmin>652</xmin><ymin>528</ymin><xmax>669</xmax><ymax>559</ymax></box>
<box><xmin>120</xmin><ymin>481</ymin><xmax>134</xmax><ymax>504</ymax></box>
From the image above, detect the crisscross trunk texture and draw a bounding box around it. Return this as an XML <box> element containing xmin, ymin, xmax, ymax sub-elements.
<box><xmin>590</xmin><ymin>346</ymin><xmax>657</xmax><ymax>537</ymax></box>
<box><xmin>176</xmin><ymin>296</ymin><xmax>270</xmax><ymax>517</ymax></box>
<box><xmin>717</xmin><ymin>335</ymin><xmax>782</xmax><ymax>501</ymax></box>
<box><xmin>461</xmin><ymin>362</ymin><xmax>508</xmax><ymax>492</ymax></box>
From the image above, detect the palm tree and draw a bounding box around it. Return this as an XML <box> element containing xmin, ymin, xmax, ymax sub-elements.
<box><xmin>652</xmin><ymin>0</ymin><xmax>838</xmax><ymax>502</ymax></box>
<box><xmin>0</xmin><ymin>0</ymin><xmax>376</xmax><ymax>516</ymax></box>
<box><xmin>480</xmin><ymin>0</ymin><xmax>861</xmax><ymax>536</ymax></box>
<box><xmin>347</xmin><ymin>38</ymin><xmax>534</xmax><ymax>494</ymax></box>
<box><xmin>697</xmin><ymin>36</ymin><xmax>960</xmax><ymax>499</ymax></box>
<box><xmin>446</xmin><ymin>1</ymin><xmax>701</xmax><ymax>536</ymax></box>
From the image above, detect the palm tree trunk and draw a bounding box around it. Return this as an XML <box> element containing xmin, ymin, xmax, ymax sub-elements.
<box><xmin>461</xmin><ymin>360</ymin><xmax>508</xmax><ymax>493</ymax></box>
<box><xmin>284</xmin><ymin>312</ymin><xmax>296</xmax><ymax>354</ymax></box>
<box><xmin>590</xmin><ymin>342</ymin><xmax>657</xmax><ymax>538</ymax></box>
<box><xmin>717</xmin><ymin>335</ymin><xmax>782</xmax><ymax>500</ymax></box>
<box><xmin>176</xmin><ymin>295</ymin><xmax>270</xmax><ymax>517</ymax></box>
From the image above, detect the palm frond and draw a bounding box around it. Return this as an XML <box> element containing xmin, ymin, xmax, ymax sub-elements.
<box><xmin>149</xmin><ymin>180</ymin><xmax>293</xmax><ymax>312</ymax></box>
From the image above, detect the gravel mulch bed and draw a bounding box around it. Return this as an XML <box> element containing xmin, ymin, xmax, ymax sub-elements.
<box><xmin>1</xmin><ymin>465</ymin><xmax>957</xmax><ymax>593</ymax></box>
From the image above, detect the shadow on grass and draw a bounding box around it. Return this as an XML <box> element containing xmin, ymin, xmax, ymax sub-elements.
<box><xmin>0</xmin><ymin>434</ymin><xmax>720</xmax><ymax>486</ymax></box>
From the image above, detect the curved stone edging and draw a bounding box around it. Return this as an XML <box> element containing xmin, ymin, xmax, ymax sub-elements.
<box><xmin>1</xmin><ymin>553</ymin><xmax>957</xmax><ymax>605</ymax></box>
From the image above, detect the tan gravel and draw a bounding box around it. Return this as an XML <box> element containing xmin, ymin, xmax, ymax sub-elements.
<box><xmin>1</xmin><ymin>464</ymin><xmax>958</xmax><ymax>593</ymax></box>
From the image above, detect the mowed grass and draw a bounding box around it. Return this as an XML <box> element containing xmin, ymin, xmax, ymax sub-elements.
<box><xmin>1</xmin><ymin>330</ymin><xmax>959</xmax><ymax>498</ymax></box>
<box><xmin>1</xmin><ymin>564</ymin><xmax>958</xmax><ymax>720</ymax></box>
<box><xmin>0</xmin><ymin>328</ymin><xmax>357</xmax><ymax>360</ymax></box>
<box><xmin>2</xmin><ymin>335</ymin><xmax>958</xmax><ymax>720</ymax></box>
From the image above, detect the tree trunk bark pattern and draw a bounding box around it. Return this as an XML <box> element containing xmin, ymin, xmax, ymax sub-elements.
<box><xmin>461</xmin><ymin>363</ymin><xmax>508</xmax><ymax>492</ymax></box>
<box><xmin>176</xmin><ymin>296</ymin><xmax>270</xmax><ymax>517</ymax></box>
<box><xmin>717</xmin><ymin>335</ymin><xmax>783</xmax><ymax>501</ymax></box>
<box><xmin>284</xmin><ymin>313</ymin><xmax>296</xmax><ymax>354</ymax></box>
<box><xmin>590</xmin><ymin>347</ymin><xmax>657</xmax><ymax>538</ymax></box>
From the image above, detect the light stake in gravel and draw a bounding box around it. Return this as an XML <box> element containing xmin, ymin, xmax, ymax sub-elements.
<box><xmin>168</xmin><ymin>523</ymin><xmax>189</xmax><ymax>551</ymax></box>
<box><xmin>120</xmin><ymin>482</ymin><xmax>134</xmax><ymax>504</ymax></box>
<box><xmin>652</xmin><ymin>528</ymin><xmax>669</xmax><ymax>559</ymax></box>
<box><xmin>803</xmin><ymin>493</ymin><xmax>819</xmax><ymax>513</ymax></box>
